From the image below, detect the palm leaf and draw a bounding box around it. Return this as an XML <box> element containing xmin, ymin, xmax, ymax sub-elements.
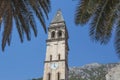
<box><xmin>115</xmin><ymin>22</ymin><xmax>120</xmax><ymax>57</ymax></box>
<box><xmin>75</xmin><ymin>0</ymin><xmax>120</xmax><ymax>57</ymax></box>
<box><xmin>75</xmin><ymin>0</ymin><xmax>101</xmax><ymax>25</ymax></box>
<box><xmin>2</xmin><ymin>1</ymin><xmax>13</xmax><ymax>51</ymax></box>
<box><xmin>0</xmin><ymin>0</ymin><xmax>51</xmax><ymax>51</ymax></box>
<box><xmin>90</xmin><ymin>0</ymin><xmax>118</xmax><ymax>44</ymax></box>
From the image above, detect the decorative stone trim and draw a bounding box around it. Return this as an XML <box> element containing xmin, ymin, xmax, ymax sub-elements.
<box><xmin>50</xmin><ymin>21</ymin><xmax>65</xmax><ymax>24</ymax></box>
<box><xmin>46</xmin><ymin>38</ymin><xmax>67</xmax><ymax>42</ymax></box>
<box><xmin>48</xmin><ymin>25</ymin><xmax>65</xmax><ymax>30</ymax></box>
<box><xmin>44</xmin><ymin>59</ymin><xmax>66</xmax><ymax>63</ymax></box>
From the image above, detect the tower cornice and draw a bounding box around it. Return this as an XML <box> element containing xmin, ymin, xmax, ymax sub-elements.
<box><xmin>46</xmin><ymin>38</ymin><xmax>67</xmax><ymax>42</ymax></box>
<box><xmin>44</xmin><ymin>59</ymin><xmax>66</xmax><ymax>63</ymax></box>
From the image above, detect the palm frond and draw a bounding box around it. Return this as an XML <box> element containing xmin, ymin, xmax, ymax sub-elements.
<box><xmin>75</xmin><ymin>0</ymin><xmax>101</xmax><ymax>25</ymax></box>
<box><xmin>114</xmin><ymin>4</ymin><xmax>120</xmax><ymax>57</ymax></box>
<box><xmin>115</xmin><ymin>23</ymin><xmax>120</xmax><ymax>58</ymax></box>
<box><xmin>15</xmin><ymin>16</ymin><xmax>24</xmax><ymax>43</ymax></box>
<box><xmin>0</xmin><ymin>0</ymin><xmax>51</xmax><ymax>51</ymax></box>
<box><xmin>90</xmin><ymin>0</ymin><xmax>118</xmax><ymax>44</ymax></box>
<box><xmin>29</xmin><ymin>0</ymin><xmax>50</xmax><ymax>33</ymax></box>
<box><xmin>2</xmin><ymin>1</ymin><xmax>13</xmax><ymax>51</ymax></box>
<box><xmin>38</xmin><ymin>0</ymin><xmax>50</xmax><ymax>19</ymax></box>
<box><xmin>0</xmin><ymin>1</ymin><xmax>7</xmax><ymax>30</ymax></box>
<box><xmin>75</xmin><ymin>0</ymin><xmax>120</xmax><ymax>58</ymax></box>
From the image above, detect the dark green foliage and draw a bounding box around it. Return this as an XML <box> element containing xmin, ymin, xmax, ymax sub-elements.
<box><xmin>0</xmin><ymin>0</ymin><xmax>50</xmax><ymax>51</ymax></box>
<box><xmin>75</xmin><ymin>0</ymin><xmax>120</xmax><ymax>57</ymax></box>
<box><xmin>32</xmin><ymin>77</ymin><xmax>42</xmax><ymax>80</ymax></box>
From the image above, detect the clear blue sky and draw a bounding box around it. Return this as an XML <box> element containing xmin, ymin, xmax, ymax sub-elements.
<box><xmin>0</xmin><ymin>0</ymin><xmax>120</xmax><ymax>80</ymax></box>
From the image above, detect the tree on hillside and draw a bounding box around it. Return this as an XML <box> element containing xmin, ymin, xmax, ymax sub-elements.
<box><xmin>0</xmin><ymin>0</ymin><xmax>50</xmax><ymax>51</ymax></box>
<box><xmin>75</xmin><ymin>0</ymin><xmax>120</xmax><ymax>57</ymax></box>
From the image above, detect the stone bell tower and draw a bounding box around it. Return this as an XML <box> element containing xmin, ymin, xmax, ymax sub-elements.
<box><xmin>43</xmin><ymin>10</ymin><xmax>69</xmax><ymax>80</ymax></box>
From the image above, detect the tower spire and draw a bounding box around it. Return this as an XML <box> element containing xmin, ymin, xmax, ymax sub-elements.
<box><xmin>51</xmin><ymin>9</ymin><xmax>64</xmax><ymax>23</ymax></box>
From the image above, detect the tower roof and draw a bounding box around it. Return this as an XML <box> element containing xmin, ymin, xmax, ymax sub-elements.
<box><xmin>51</xmin><ymin>9</ymin><xmax>64</xmax><ymax>23</ymax></box>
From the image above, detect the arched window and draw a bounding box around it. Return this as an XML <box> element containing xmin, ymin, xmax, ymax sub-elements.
<box><xmin>58</xmin><ymin>54</ymin><xmax>60</xmax><ymax>60</ymax></box>
<box><xmin>50</xmin><ymin>55</ymin><xmax>52</xmax><ymax>61</ymax></box>
<box><xmin>57</xmin><ymin>72</ymin><xmax>60</xmax><ymax>80</ymax></box>
<box><xmin>48</xmin><ymin>73</ymin><xmax>51</xmax><ymax>80</ymax></box>
<box><xmin>57</xmin><ymin>30</ymin><xmax>62</xmax><ymax>38</ymax></box>
<box><xmin>51</xmin><ymin>31</ymin><xmax>55</xmax><ymax>38</ymax></box>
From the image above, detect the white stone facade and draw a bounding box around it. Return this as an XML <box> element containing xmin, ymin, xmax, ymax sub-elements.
<box><xmin>43</xmin><ymin>10</ymin><xmax>69</xmax><ymax>80</ymax></box>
